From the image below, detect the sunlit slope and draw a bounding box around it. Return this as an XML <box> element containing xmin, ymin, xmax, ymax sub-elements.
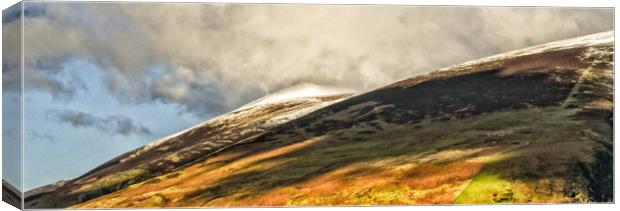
<box><xmin>26</xmin><ymin>87</ymin><xmax>352</xmax><ymax>208</ymax></box>
<box><xmin>74</xmin><ymin>31</ymin><xmax>613</xmax><ymax>207</ymax></box>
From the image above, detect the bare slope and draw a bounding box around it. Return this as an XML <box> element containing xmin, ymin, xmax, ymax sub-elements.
<box><xmin>25</xmin><ymin>86</ymin><xmax>353</xmax><ymax>208</ymax></box>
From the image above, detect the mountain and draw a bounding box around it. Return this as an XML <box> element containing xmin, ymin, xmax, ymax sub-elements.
<box><xmin>30</xmin><ymin>31</ymin><xmax>613</xmax><ymax>208</ymax></box>
<box><xmin>25</xmin><ymin>85</ymin><xmax>353</xmax><ymax>208</ymax></box>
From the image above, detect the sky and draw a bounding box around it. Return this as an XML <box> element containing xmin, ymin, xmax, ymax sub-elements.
<box><xmin>1</xmin><ymin>2</ymin><xmax>613</xmax><ymax>191</ymax></box>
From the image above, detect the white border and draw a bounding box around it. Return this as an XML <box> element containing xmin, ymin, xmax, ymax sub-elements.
<box><xmin>1</xmin><ymin>0</ymin><xmax>617</xmax><ymax>7</ymax></box>
<box><xmin>0</xmin><ymin>1</ymin><xmax>618</xmax><ymax>211</ymax></box>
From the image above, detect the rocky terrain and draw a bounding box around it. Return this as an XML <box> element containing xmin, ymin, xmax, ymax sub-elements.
<box><xmin>27</xmin><ymin>31</ymin><xmax>613</xmax><ymax>208</ymax></box>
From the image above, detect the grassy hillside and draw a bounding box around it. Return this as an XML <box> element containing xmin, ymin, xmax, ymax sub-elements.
<box><xmin>74</xmin><ymin>106</ymin><xmax>611</xmax><ymax>207</ymax></box>
<box><xmin>73</xmin><ymin>32</ymin><xmax>613</xmax><ymax>207</ymax></box>
<box><xmin>25</xmin><ymin>94</ymin><xmax>351</xmax><ymax>208</ymax></box>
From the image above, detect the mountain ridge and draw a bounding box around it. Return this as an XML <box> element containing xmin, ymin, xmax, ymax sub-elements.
<box><xmin>27</xmin><ymin>31</ymin><xmax>614</xmax><ymax>208</ymax></box>
<box><xmin>25</xmin><ymin>88</ymin><xmax>354</xmax><ymax>208</ymax></box>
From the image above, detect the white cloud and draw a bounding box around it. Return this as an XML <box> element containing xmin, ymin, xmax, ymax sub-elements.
<box><xmin>5</xmin><ymin>3</ymin><xmax>613</xmax><ymax>117</ymax></box>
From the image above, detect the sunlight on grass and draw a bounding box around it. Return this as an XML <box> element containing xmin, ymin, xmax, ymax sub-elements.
<box><xmin>454</xmin><ymin>171</ymin><xmax>514</xmax><ymax>204</ymax></box>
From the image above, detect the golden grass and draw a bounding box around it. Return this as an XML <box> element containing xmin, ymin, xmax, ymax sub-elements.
<box><xmin>73</xmin><ymin>106</ymin><xmax>611</xmax><ymax>208</ymax></box>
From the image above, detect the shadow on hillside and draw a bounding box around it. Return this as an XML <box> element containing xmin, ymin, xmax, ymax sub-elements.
<box><xmin>178</xmin><ymin>106</ymin><xmax>613</xmax><ymax>205</ymax></box>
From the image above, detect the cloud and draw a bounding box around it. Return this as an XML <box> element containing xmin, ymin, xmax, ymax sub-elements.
<box><xmin>30</xmin><ymin>131</ymin><xmax>55</xmax><ymax>142</ymax></box>
<box><xmin>5</xmin><ymin>3</ymin><xmax>614</xmax><ymax>117</ymax></box>
<box><xmin>2</xmin><ymin>2</ymin><xmax>45</xmax><ymax>24</ymax></box>
<box><xmin>46</xmin><ymin>109</ymin><xmax>152</xmax><ymax>136</ymax></box>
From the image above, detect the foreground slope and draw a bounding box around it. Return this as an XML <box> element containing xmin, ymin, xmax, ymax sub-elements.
<box><xmin>25</xmin><ymin>85</ymin><xmax>352</xmax><ymax>208</ymax></box>
<box><xmin>76</xmin><ymin>31</ymin><xmax>613</xmax><ymax>207</ymax></box>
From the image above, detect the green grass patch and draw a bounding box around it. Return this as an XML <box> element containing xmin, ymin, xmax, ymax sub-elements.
<box><xmin>76</xmin><ymin>169</ymin><xmax>147</xmax><ymax>194</ymax></box>
<box><xmin>454</xmin><ymin>171</ymin><xmax>515</xmax><ymax>204</ymax></box>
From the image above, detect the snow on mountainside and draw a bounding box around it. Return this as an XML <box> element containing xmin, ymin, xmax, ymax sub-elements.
<box><xmin>25</xmin><ymin>84</ymin><xmax>354</xmax><ymax>208</ymax></box>
<box><xmin>27</xmin><ymin>31</ymin><xmax>614</xmax><ymax>208</ymax></box>
<box><xmin>72</xmin><ymin>31</ymin><xmax>613</xmax><ymax>207</ymax></box>
<box><xmin>238</xmin><ymin>83</ymin><xmax>357</xmax><ymax>110</ymax></box>
<box><xmin>446</xmin><ymin>31</ymin><xmax>613</xmax><ymax>70</ymax></box>
<box><xmin>126</xmin><ymin>83</ymin><xmax>353</xmax><ymax>163</ymax></box>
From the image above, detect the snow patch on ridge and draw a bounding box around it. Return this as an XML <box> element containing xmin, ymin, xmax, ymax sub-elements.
<box><xmin>121</xmin><ymin>83</ymin><xmax>354</xmax><ymax>163</ymax></box>
<box><xmin>238</xmin><ymin>83</ymin><xmax>357</xmax><ymax>111</ymax></box>
<box><xmin>441</xmin><ymin>31</ymin><xmax>613</xmax><ymax>72</ymax></box>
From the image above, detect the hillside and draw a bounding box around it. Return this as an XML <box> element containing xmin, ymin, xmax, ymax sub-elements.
<box><xmin>25</xmin><ymin>85</ymin><xmax>353</xmax><ymax>208</ymax></box>
<box><xmin>33</xmin><ymin>31</ymin><xmax>613</xmax><ymax>208</ymax></box>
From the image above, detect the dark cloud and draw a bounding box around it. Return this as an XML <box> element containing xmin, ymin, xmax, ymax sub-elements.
<box><xmin>32</xmin><ymin>58</ymin><xmax>89</xmax><ymax>100</ymax></box>
<box><xmin>2</xmin><ymin>2</ymin><xmax>46</xmax><ymax>24</ymax></box>
<box><xmin>46</xmin><ymin>109</ymin><xmax>152</xmax><ymax>136</ymax></box>
<box><xmin>30</xmin><ymin>131</ymin><xmax>55</xmax><ymax>142</ymax></box>
<box><xmin>2</xmin><ymin>3</ymin><xmax>22</xmax><ymax>93</ymax></box>
<box><xmin>5</xmin><ymin>3</ymin><xmax>614</xmax><ymax>117</ymax></box>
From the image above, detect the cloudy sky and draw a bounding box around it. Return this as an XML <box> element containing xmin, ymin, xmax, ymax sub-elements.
<box><xmin>1</xmin><ymin>2</ymin><xmax>613</xmax><ymax>191</ymax></box>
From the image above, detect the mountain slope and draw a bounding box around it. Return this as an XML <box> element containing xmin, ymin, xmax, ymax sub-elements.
<box><xmin>25</xmin><ymin>86</ymin><xmax>353</xmax><ymax>208</ymax></box>
<box><xmin>50</xmin><ymin>31</ymin><xmax>615</xmax><ymax>207</ymax></box>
